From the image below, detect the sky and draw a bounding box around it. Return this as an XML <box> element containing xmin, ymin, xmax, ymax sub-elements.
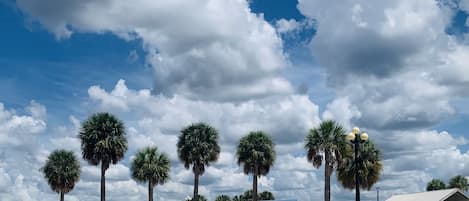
<box><xmin>0</xmin><ymin>0</ymin><xmax>469</xmax><ymax>201</ymax></box>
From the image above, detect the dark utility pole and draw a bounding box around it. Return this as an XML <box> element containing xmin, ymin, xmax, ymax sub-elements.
<box><xmin>354</xmin><ymin>137</ymin><xmax>360</xmax><ymax>201</ymax></box>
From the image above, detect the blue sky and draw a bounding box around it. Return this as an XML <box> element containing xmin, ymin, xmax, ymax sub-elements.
<box><xmin>1</xmin><ymin>0</ymin><xmax>469</xmax><ymax>201</ymax></box>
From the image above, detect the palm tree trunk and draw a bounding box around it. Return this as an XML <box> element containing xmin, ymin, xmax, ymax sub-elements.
<box><xmin>60</xmin><ymin>191</ymin><xmax>64</xmax><ymax>201</ymax></box>
<box><xmin>253</xmin><ymin>163</ymin><xmax>258</xmax><ymax>201</ymax></box>
<box><xmin>101</xmin><ymin>163</ymin><xmax>106</xmax><ymax>201</ymax></box>
<box><xmin>324</xmin><ymin>151</ymin><xmax>331</xmax><ymax>201</ymax></box>
<box><xmin>149</xmin><ymin>180</ymin><xmax>153</xmax><ymax>201</ymax></box>
<box><xmin>194</xmin><ymin>170</ymin><xmax>199</xmax><ymax>200</ymax></box>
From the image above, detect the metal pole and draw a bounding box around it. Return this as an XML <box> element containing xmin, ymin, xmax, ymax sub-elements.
<box><xmin>376</xmin><ymin>187</ymin><xmax>380</xmax><ymax>201</ymax></box>
<box><xmin>355</xmin><ymin>136</ymin><xmax>360</xmax><ymax>201</ymax></box>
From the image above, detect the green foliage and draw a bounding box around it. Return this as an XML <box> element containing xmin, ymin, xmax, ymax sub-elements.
<box><xmin>336</xmin><ymin>140</ymin><xmax>383</xmax><ymax>190</ymax></box>
<box><xmin>304</xmin><ymin>120</ymin><xmax>346</xmax><ymax>169</ymax></box>
<box><xmin>236</xmin><ymin>131</ymin><xmax>276</xmax><ymax>176</ymax></box>
<box><xmin>131</xmin><ymin>146</ymin><xmax>170</xmax><ymax>185</ymax></box>
<box><xmin>259</xmin><ymin>191</ymin><xmax>275</xmax><ymax>200</ymax></box>
<box><xmin>426</xmin><ymin>179</ymin><xmax>447</xmax><ymax>191</ymax></box>
<box><xmin>232</xmin><ymin>195</ymin><xmax>243</xmax><ymax>201</ymax></box>
<box><xmin>233</xmin><ymin>190</ymin><xmax>275</xmax><ymax>201</ymax></box>
<box><xmin>215</xmin><ymin>195</ymin><xmax>231</xmax><ymax>201</ymax></box>
<box><xmin>449</xmin><ymin>175</ymin><xmax>468</xmax><ymax>192</ymax></box>
<box><xmin>79</xmin><ymin>112</ymin><xmax>128</xmax><ymax>169</ymax></box>
<box><xmin>177</xmin><ymin>122</ymin><xmax>220</xmax><ymax>174</ymax></box>
<box><xmin>192</xmin><ymin>195</ymin><xmax>207</xmax><ymax>201</ymax></box>
<box><xmin>41</xmin><ymin>150</ymin><xmax>81</xmax><ymax>194</ymax></box>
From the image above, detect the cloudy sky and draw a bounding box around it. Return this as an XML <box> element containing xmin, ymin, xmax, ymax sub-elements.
<box><xmin>1</xmin><ymin>0</ymin><xmax>469</xmax><ymax>200</ymax></box>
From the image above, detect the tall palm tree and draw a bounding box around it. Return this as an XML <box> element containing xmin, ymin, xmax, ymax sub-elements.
<box><xmin>304</xmin><ymin>120</ymin><xmax>346</xmax><ymax>201</ymax></box>
<box><xmin>336</xmin><ymin>140</ymin><xmax>383</xmax><ymax>190</ymax></box>
<box><xmin>79</xmin><ymin>112</ymin><xmax>128</xmax><ymax>201</ymax></box>
<box><xmin>131</xmin><ymin>147</ymin><xmax>170</xmax><ymax>201</ymax></box>
<box><xmin>177</xmin><ymin>122</ymin><xmax>220</xmax><ymax>200</ymax></box>
<box><xmin>426</xmin><ymin>179</ymin><xmax>447</xmax><ymax>191</ymax></box>
<box><xmin>41</xmin><ymin>150</ymin><xmax>80</xmax><ymax>201</ymax></box>
<box><xmin>215</xmin><ymin>195</ymin><xmax>231</xmax><ymax>201</ymax></box>
<box><xmin>449</xmin><ymin>175</ymin><xmax>468</xmax><ymax>191</ymax></box>
<box><xmin>237</xmin><ymin>131</ymin><xmax>276</xmax><ymax>201</ymax></box>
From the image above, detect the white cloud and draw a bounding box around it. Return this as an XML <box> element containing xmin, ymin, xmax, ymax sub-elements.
<box><xmin>298</xmin><ymin>0</ymin><xmax>469</xmax><ymax>130</ymax></box>
<box><xmin>87</xmin><ymin>79</ymin><xmax>321</xmax><ymax>147</ymax></box>
<box><xmin>16</xmin><ymin>0</ymin><xmax>293</xmax><ymax>101</ymax></box>
<box><xmin>0</xmin><ymin>101</ymin><xmax>46</xmax><ymax>146</ymax></box>
<box><xmin>276</xmin><ymin>19</ymin><xmax>301</xmax><ymax>33</ymax></box>
<box><xmin>322</xmin><ymin>97</ymin><xmax>361</xmax><ymax>129</ymax></box>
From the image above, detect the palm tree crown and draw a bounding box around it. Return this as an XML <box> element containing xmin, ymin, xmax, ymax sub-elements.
<box><xmin>131</xmin><ymin>147</ymin><xmax>170</xmax><ymax>201</ymax></box>
<box><xmin>42</xmin><ymin>149</ymin><xmax>80</xmax><ymax>201</ymax></box>
<box><xmin>449</xmin><ymin>175</ymin><xmax>468</xmax><ymax>192</ymax></box>
<box><xmin>305</xmin><ymin>120</ymin><xmax>346</xmax><ymax>201</ymax></box>
<box><xmin>427</xmin><ymin>179</ymin><xmax>447</xmax><ymax>191</ymax></box>
<box><xmin>336</xmin><ymin>140</ymin><xmax>383</xmax><ymax>190</ymax></box>
<box><xmin>177</xmin><ymin>122</ymin><xmax>220</xmax><ymax>199</ymax></box>
<box><xmin>236</xmin><ymin>131</ymin><xmax>276</xmax><ymax>201</ymax></box>
<box><xmin>79</xmin><ymin>112</ymin><xmax>128</xmax><ymax>201</ymax></box>
<box><xmin>79</xmin><ymin>112</ymin><xmax>128</xmax><ymax>169</ymax></box>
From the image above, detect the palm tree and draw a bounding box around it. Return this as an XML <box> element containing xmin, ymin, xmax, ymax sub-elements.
<box><xmin>259</xmin><ymin>191</ymin><xmax>275</xmax><ymax>200</ymax></box>
<box><xmin>131</xmin><ymin>147</ymin><xmax>170</xmax><ymax>201</ymax></box>
<box><xmin>336</xmin><ymin>140</ymin><xmax>383</xmax><ymax>190</ymax></box>
<box><xmin>237</xmin><ymin>131</ymin><xmax>276</xmax><ymax>201</ymax></box>
<box><xmin>426</xmin><ymin>179</ymin><xmax>447</xmax><ymax>191</ymax></box>
<box><xmin>177</xmin><ymin>122</ymin><xmax>220</xmax><ymax>200</ymax></box>
<box><xmin>304</xmin><ymin>120</ymin><xmax>346</xmax><ymax>201</ymax></box>
<box><xmin>41</xmin><ymin>150</ymin><xmax>80</xmax><ymax>201</ymax></box>
<box><xmin>215</xmin><ymin>195</ymin><xmax>231</xmax><ymax>201</ymax></box>
<box><xmin>449</xmin><ymin>175</ymin><xmax>468</xmax><ymax>191</ymax></box>
<box><xmin>79</xmin><ymin>112</ymin><xmax>128</xmax><ymax>201</ymax></box>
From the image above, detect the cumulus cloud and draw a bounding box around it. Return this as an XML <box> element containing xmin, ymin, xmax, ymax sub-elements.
<box><xmin>0</xmin><ymin>101</ymin><xmax>46</xmax><ymax>147</ymax></box>
<box><xmin>87</xmin><ymin>79</ymin><xmax>321</xmax><ymax>146</ymax></box>
<box><xmin>298</xmin><ymin>0</ymin><xmax>469</xmax><ymax>130</ymax></box>
<box><xmin>16</xmin><ymin>0</ymin><xmax>293</xmax><ymax>101</ymax></box>
<box><xmin>6</xmin><ymin>0</ymin><xmax>469</xmax><ymax>201</ymax></box>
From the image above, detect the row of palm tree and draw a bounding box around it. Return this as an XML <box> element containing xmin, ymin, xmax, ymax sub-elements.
<box><xmin>427</xmin><ymin>175</ymin><xmax>469</xmax><ymax>192</ymax></box>
<box><xmin>41</xmin><ymin>113</ymin><xmax>382</xmax><ymax>201</ymax></box>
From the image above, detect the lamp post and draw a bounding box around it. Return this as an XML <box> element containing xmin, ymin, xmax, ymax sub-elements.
<box><xmin>346</xmin><ymin>127</ymin><xmax>369</xmax><ymax>201</ymax></box>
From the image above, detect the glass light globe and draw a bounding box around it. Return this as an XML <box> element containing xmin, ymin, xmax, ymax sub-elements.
<box><xmin>346</xmin><ymin>132</ymin><xmax>356</xmax><ymax>141</ymax></box>
<box><xmin>360</xmin><ymin>133</ymin><xmax>369</xmax><ymax>141</ymax></box>
<box><xmin>352</xmin><ymin>127</ymin><xmax>360</xmax><ymax>134</ymax></box>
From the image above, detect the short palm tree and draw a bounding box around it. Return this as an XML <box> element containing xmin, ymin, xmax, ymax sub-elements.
<box><xmin>336</xmin><ymin>140</ymin><xmax>383</xmax><ymax>190</ymax></box>
<box><xmin>79</xmin><ymin>112</ymin><xmax>128</xmax><ymax>201</ymax></box>
<box><xmin>177</xmin><ymin>122</ymin><xmax>220</xmax><ymax>200</ymax></box>
<box><xmin>305</xmin><ymin>120</ymin><xmax>346</xmax><ymax>201</ymax></box>
<box><xmin>449</xmin><ymin>175</ymin><xmax>468</xmax><ymax>191</ymax></box>
<box><xmin>237</xmin><ymin>131</ymin><xmax>276</xmax><ymax>201</ymax></box>
<box><xmin>426</xmin><ymin>179</ymin><xmax>447</xmax><ymax>191</ymax></box>
<box><xmin>131</xmin><ymin>147</ymin><xmax>170</xmax><ymax>201</ymax></box>
<box><xmin>215</xmin><ymin>195</ymin><xmax>231</xmax><ymax>201</ymax></box>
<box><xmin>41</xmin><ymin>150</ymin><xmax>80</xmax><ymax>201</ymax></box>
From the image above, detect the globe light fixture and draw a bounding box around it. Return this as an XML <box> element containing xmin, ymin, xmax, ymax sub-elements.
<box><xmin>360</xmin><ymin>133</ymin><xmax>368</xmax><ymax>141</ymax></box>
<box><xmin>347</xmin><ymin>132</ymin><xmax>356</xmax><ymax>141</ymax></box>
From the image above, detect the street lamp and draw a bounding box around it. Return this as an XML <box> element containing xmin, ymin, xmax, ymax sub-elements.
<box><xmin>346</xmin><ymin>127</ymin><xmax>369</xmax><ymax>201</ymax></box>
